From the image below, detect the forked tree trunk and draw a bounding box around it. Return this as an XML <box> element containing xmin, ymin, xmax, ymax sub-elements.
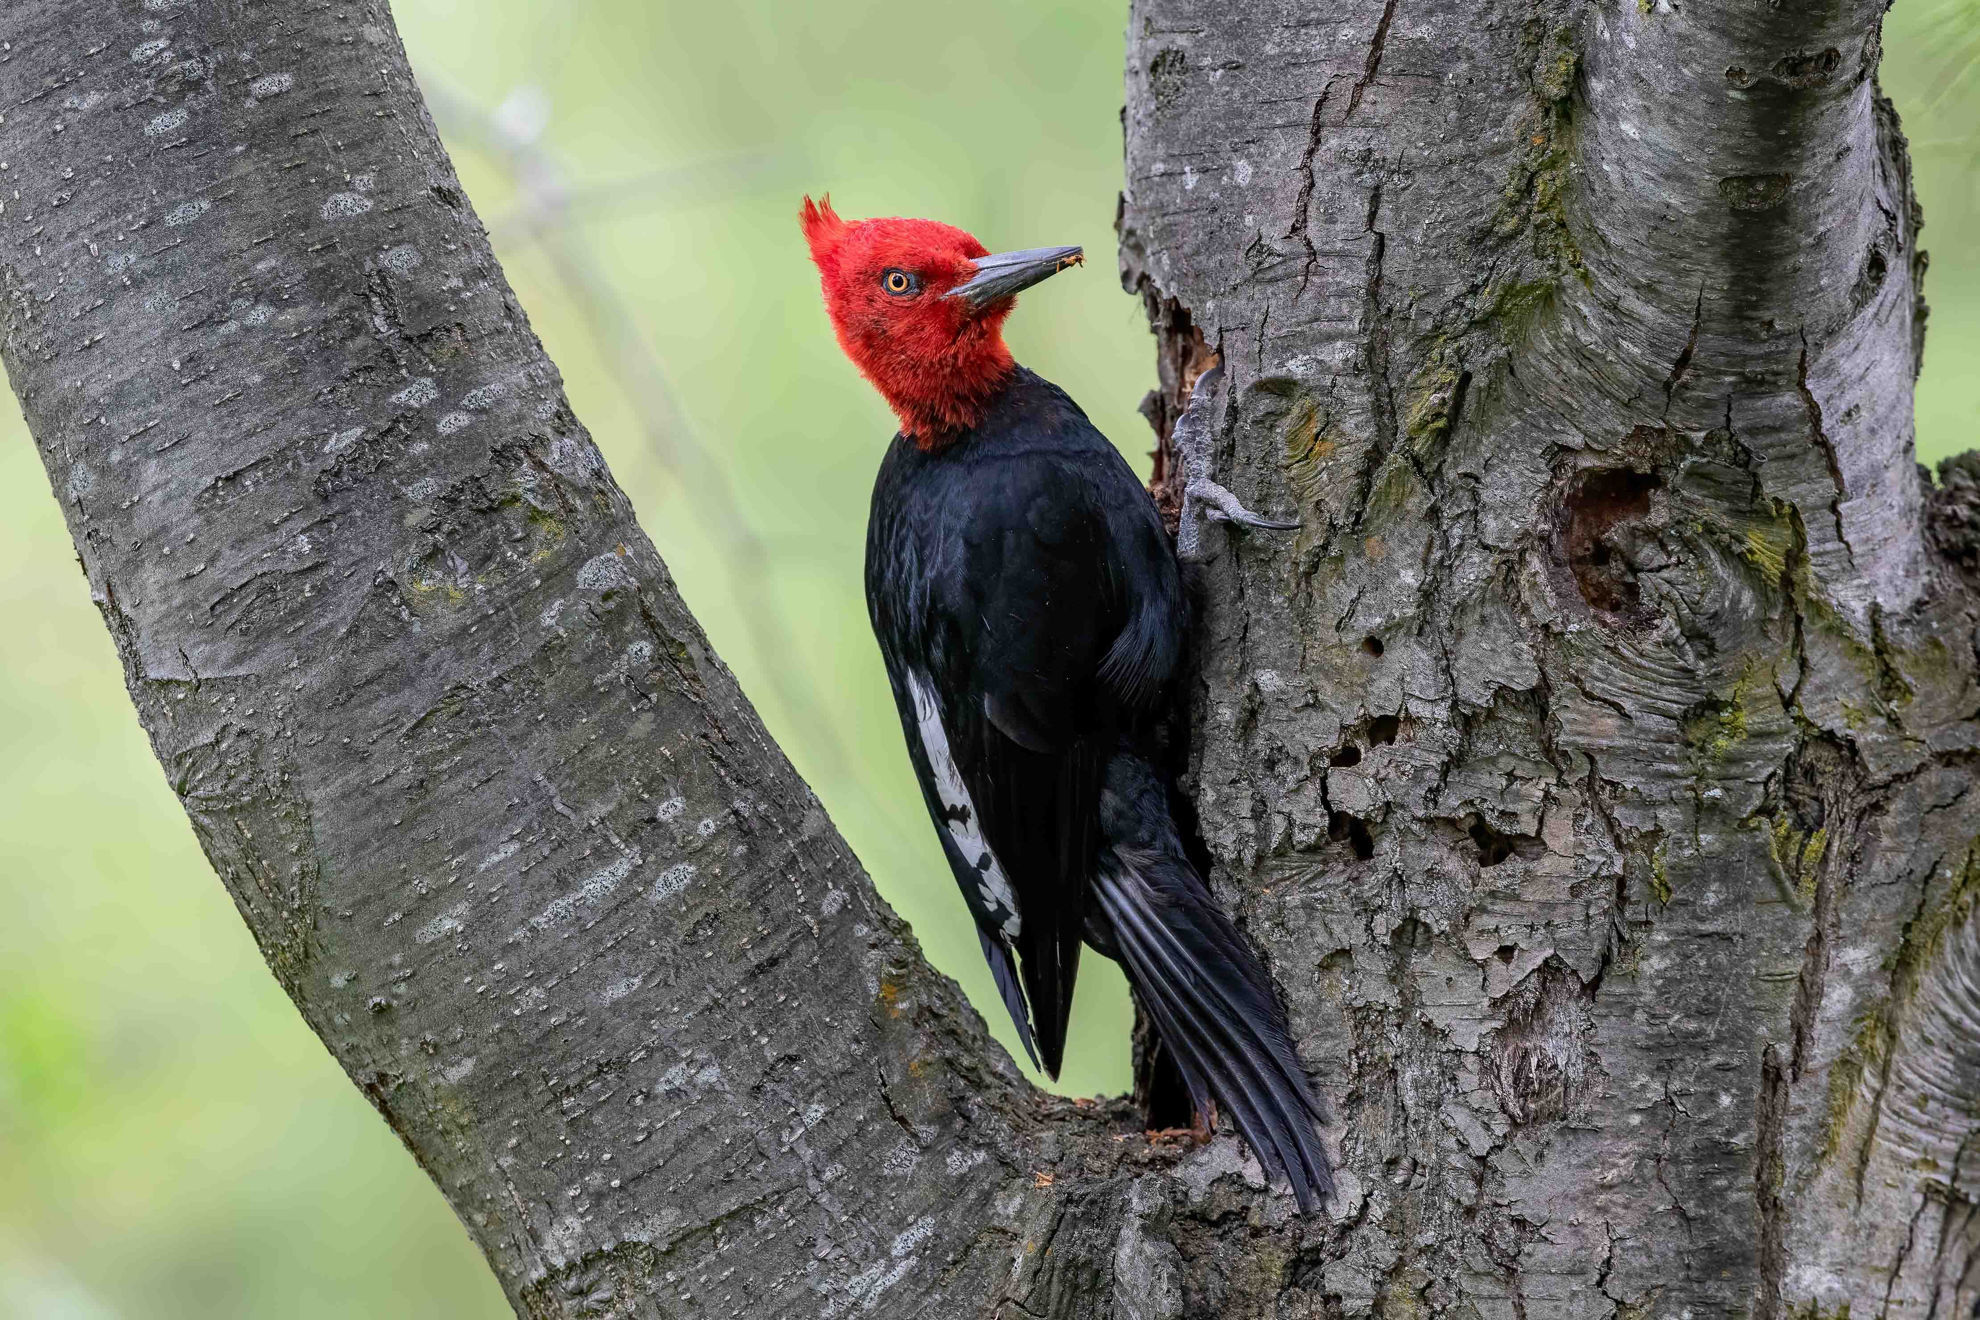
<box><xmin>0</xmin><ymin>0</ymin><xmax>1973</xmax><ymax>1315</ymax></box>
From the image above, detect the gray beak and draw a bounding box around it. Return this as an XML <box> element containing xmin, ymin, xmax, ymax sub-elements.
<box><xmin>944</xmin><ymin>245</ymin><xmax>1084</xmax><ymax>309</ymax></box>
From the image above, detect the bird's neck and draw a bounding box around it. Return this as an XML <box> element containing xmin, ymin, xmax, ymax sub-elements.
<box><xmin>861</xmin><ymin>327</ymin><xmax>1016</xmax><ymax>449</ymax></box>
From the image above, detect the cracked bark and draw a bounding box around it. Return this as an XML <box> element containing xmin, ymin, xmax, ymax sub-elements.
<box><xmin>3</xmin><ymin>0</ymin><xmax>1978</xmax><ymax>1316</ymax></box>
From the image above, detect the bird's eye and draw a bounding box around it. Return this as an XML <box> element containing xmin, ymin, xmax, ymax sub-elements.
<box><xmin>881</xmin><ymin>268</ymin><xmax>919</xmax><ymax>296</ymax></box>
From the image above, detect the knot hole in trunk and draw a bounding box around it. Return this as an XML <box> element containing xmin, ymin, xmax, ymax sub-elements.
<box><xmin>1561</xmin><ymin>467</ymin><xmax>1663</xmax><ymax>625</ymax></box>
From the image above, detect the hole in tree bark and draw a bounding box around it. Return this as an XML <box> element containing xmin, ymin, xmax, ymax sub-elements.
<box><xmin>1563</xmin><ymin>467</ymin><xmax>1661</xmax><ymax>624</ymax></box>
<box><xmin>1468</xmin><ymin>815</ymin><xmax>1521</xmax><ymax>867</ymax></box>
<box><xmin>1367</xmin><ymin>714</ymin><xmax>1401</xmax><ymax>746</ymax></box>
<box><xmin>1328</xmin><ymin>745</ymin><xmax>1362</xmax><ymax>767</ymax></box>
<box><xmin>1329</xmin><ymin>812</ymin><xmax>1375</xmax><ymax>860</ymax></box>
<box><xmin>1362</xmin><ymin>635</ymin><xmax>1385</xmax><ymax>657</ymax></box>
<box><xmin>1148</xmin><ymin>47</ymin><xmax>1189</xmax><ymax>109</ymax></box>
<box><xmin>1852</xmin><ymin>243</ymin><xmax>1890</xmax><ymax>313</ymax></box>
<box><xmin>1772</xmin><ymin>48</ymin><xmax>1841</xmax><ymax>86</ymax></box>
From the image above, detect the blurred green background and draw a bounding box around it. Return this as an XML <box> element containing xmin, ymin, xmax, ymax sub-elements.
<box><xmin>1</xmin><ymin>0</ymin><xmax>1975</xmax><ymax>1313</ymax></box>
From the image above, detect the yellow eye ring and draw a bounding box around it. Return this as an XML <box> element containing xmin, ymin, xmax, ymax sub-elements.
<box><xmin>882</xmin><ymin>268</ymin><xmax>917</xmax><ymax>296</ymax></box>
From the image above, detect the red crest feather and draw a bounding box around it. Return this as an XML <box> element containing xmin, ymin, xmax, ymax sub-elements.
<box><xmin>799</xmin><ymin>194</ymin><xmax>847</xmax><ymax>264</ymax></box>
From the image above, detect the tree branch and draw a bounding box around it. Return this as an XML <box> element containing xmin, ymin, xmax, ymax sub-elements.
<box><xmin>0</xmin><ymin>3</ymin><xmax>1176</xmax><ymax>1313</ymax></box>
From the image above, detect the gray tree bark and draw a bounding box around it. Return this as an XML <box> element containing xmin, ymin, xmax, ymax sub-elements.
<box><xmin>1123</xmin><ymin>0</ymin><xmax>1980</xmax><ymax>1313</ymax></box>
<box><xmin>0</xmin><ymin>0</ymin><xmax>1973</xmax><ymax>1316</ymax></box>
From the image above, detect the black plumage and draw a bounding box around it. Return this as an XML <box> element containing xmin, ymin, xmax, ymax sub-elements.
<box><xmin>864</xmin><ymin>365</ymin><xmax>1332</xmax><ymax>1209</ymax></box>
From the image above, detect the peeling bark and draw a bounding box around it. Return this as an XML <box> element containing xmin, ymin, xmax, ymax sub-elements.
<box><xmin>2</xmin><ymin>0</ymin><xmax>1976</xmax><ymax>1315</ymax></box>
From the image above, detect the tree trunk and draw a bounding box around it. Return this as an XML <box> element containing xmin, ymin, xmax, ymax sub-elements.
<box><xmin>0</xmin><ymin>0</ymin><xmax>1972</xmax><ymax>1317</ymax></box>
<box><xmin>1121</xmin><ymin>0</ymin><xmax>1980</xmax><ymax>1312</ymax></box>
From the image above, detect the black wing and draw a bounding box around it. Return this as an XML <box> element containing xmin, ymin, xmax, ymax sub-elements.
<box><xmin>948</xmin><ymin>465</ymin><xmax>1114</xmax><ymax>1078</ymax></box>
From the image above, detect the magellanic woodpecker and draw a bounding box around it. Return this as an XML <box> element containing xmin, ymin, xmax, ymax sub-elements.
<box><xmin>801</xmin><ymin>196</ymin><xmax>1331</xmax><ymax>1210</ymax></box>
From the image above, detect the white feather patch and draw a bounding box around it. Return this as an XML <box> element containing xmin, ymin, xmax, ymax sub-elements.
<box><xmin>908</xmin><ymin>671</ymin><xmax>1021</xmax><ymax>938</ymax></box>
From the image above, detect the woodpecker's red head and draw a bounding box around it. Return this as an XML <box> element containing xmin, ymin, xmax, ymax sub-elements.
<box><xmin>801</xmin><ymin>195</ymin><xmax>1083</xmax><ymax>445</ymax></box>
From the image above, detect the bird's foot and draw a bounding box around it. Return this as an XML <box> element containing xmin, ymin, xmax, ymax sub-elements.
<box><xmin>1188</xmin><ymin>477</ymin><xmax>1301</xmax><ymax>533</ymax></box>
<box><xmin>1171</xmin><ymin>366</ymin><xmax>1300</xmax><ymax>561</ymax></box>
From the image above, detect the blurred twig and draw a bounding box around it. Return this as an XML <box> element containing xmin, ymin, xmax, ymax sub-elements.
<box><xmin>425</xmin><ymin>84</ymin><xmax>881</xmax><ymax>825</ymax></box>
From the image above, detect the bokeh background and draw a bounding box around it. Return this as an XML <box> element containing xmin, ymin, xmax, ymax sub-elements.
<box><xmin>1</xmin><ymin>0</ymin><xmax>1975</xmax><ymax>1313</ymax></box>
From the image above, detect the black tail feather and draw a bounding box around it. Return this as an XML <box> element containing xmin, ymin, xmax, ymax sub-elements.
<box><xmin>978</xmin><ymin>926</ymin><xmax>1042</xmax><ymax>1071</ymax></box>
<box><xmin>1100</xmin><ymin>874</ymin><xmax>1332</xmax><ymax>1206</ymax></box>
<box><xmin>1095</xmin><ymin>755</ymin><xmax>1333</xmax><ymax>1210</ymax></box>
